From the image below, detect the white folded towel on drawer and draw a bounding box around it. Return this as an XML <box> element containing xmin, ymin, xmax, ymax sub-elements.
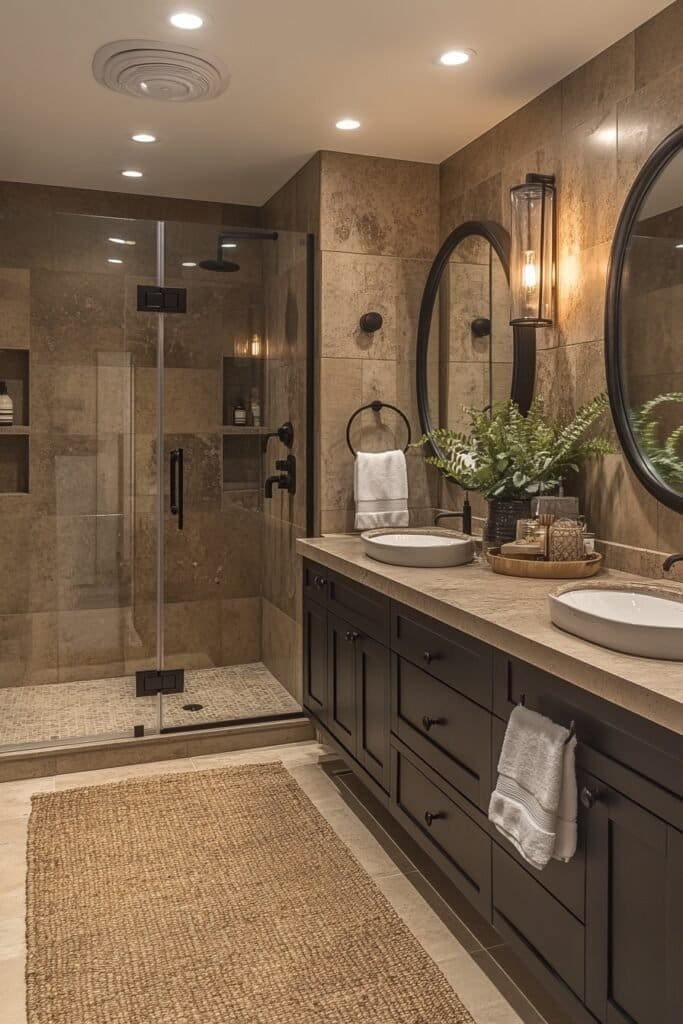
<box><xmin>488</xmin><ymin>705</ymin><xmax>577</xmax><ymax>870</ymax></box>
<box><xmin>354</xmin><ymin>449</ymin><xmax>409</xmax><ymax>531</ymax></box>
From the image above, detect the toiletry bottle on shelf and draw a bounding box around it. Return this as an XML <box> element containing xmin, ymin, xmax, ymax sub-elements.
<box><xmin>250</xmin><ymin>388</ymin><xmax>261</xmax><ymax>427</ymax></box>
<box><xmin>0</xmin><ymin>382</ymin><xmax>14</xmax><ymax>426</ymax></box>
<box><xmin>233</xmin><ymin>401</ymin><xmax>247</xmax><ymax>426</ymax></box>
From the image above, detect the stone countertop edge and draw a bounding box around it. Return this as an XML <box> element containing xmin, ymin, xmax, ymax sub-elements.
<box><xmin>297</xmin><ymin>535</ymin><xmax>683</xmax><ymax>737</ymax></box>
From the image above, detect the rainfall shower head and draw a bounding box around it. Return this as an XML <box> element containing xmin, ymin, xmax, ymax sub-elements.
<box><xmin>199</xmin><ymin>258</ymin><xmax>240</xmax><ymax>272</ymax></box>
<box><xmin>197</xmin><ymin>229</ymin><xmax>279</xmax><ymax>273</ymax></box>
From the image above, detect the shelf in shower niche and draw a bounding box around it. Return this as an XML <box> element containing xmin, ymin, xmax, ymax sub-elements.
<box><xmin>222</xmin><ymin>426</ymin><xmax>270</xmax><ymax>435</ymax></box>
<box><xmin>0</xmin><ymin>426</ymin><xmax>30</xmax><ymax>435</ymax></box>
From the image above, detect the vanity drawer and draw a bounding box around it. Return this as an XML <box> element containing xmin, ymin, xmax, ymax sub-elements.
<box><xmin>492</xmin><ymin>844</ymin><xmax>585</xmax><ymax>1001</ymax></box>
<box><xmin>392</xmin><ymin>603</ymin><xmax>493</xmax><ymax>709</ymax></box>
<box><xmin>392</xmin><ymin>655</ymin><xmax>492</xmax><ymax>810</ymax></box>
<box><xmin>303</xmin><ymin>560</ymin><xmax>329</xmax><ymax>606</ymax></box>
<box><xmin>491</xmin><ymin>717</ymin><xmax>586</xmax><ymax>921</ymax></box>
<box><xmin>391</xmin><ymin>744</ymin><xmax>491</xmax><ymax>919</ymax></box>
<box><xmin>327</xmin><ymin>570</ymin><xmax>390</xmax><ymax>645</ymax></box>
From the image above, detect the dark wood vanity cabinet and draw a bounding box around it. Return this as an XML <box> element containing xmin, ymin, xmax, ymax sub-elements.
<box><xmin>302</xmin><ymin>559</ymin><xmax>683</xmax><ymax>1024</ymax></box>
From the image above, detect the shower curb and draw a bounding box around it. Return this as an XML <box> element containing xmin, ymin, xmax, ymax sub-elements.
<box><xmin>0</xmin><ymin>716</ymin><xmax>314</xmax><ymax>783</ymax></box>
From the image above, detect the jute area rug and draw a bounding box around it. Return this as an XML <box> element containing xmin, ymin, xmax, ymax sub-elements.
<box><xmin>27</xmin><ymin>762</ymin><xmax>476</xmax><ymax>1023</ymax></box>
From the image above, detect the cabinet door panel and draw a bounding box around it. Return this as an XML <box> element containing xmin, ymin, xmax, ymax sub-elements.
<box><xmin>585</xmin><ymin>772</ymin><xmax>683</xmax><ymax>1024</ymax></box>
<box><xmin>303</xmin><ymin>599</ymin><xmax>328</xmax><ymax>722</ymax></box>
<box><xmin>327</xmin><ymin>614</ymin><xmax>358</xmax><ymax>754</ymax></box>
<box><xmin>356</xmin><ymin>634</ymin><xmax>391</xmax><ymax>792</ymax></box>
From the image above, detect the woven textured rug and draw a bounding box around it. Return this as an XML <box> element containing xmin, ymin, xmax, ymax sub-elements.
<box><xmin>26</xmin><ymin>762</ymin><xmax>476</xmax><ymax>1023</ymax></box>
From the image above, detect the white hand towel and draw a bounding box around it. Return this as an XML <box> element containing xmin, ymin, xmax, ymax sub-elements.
<box><xmin>354</xmin><ymin>450</ymin><xmax>409</xmax><ymax>531</ymax></box>
<box><xmin>488</xmin><ymin>705</ymin><xmax>577</xmax><ymax>871</ymax></box>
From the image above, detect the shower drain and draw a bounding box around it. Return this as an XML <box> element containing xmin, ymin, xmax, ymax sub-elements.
<box><xmin>182</xmin><ymin>703</ymin><xmax>204</xmax><ymax>712</ymax></box>
<box><xmin>92</xmin><ymin>39</ymin><xmax>228</xmax><ymax>102</ymax></box>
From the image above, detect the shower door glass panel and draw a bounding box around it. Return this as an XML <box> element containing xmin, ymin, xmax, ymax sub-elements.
<box><xmin>158</xmin><ymin>223</ymin><xmax>308</xmax><ymax>731</ymax></box>
<box><xmin>0</xmin><ymin>212</ymin><xmax>160</xmax><ymax>750</ymax></box>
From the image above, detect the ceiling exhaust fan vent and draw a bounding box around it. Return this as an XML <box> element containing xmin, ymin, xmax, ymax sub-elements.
<box><xmin>92</xmin><ymin>39</ymin><xmax>228</xmax><ymax>102</ymax></box>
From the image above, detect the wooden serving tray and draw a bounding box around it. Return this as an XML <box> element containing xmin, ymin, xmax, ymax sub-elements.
<box><xmin>486</xmin><ymin>547</ymin><xmax>603</xmax><ymax>579</ymax></box>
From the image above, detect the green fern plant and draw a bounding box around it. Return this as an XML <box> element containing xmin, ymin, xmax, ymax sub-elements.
<box><xmin>630</xmin><ymin>393</ymin><xmax>683</xmax><ymax>489</ymax></box>
<box><xmin>415</xmin><ymin>395</ymin><xmax>614</xmax><ymax>499</ymax></box>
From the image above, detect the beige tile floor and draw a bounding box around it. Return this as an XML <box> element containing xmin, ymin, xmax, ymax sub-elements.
<box><xmin>0</xmin><ymin>740</ymin><xmax>543</xmax><ymax>1024</ymax></box>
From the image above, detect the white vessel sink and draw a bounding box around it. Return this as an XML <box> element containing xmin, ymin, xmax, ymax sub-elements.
<box><xmin>361</xmin><ymin>528</ymin><xmax>475</xmax><ymax>568</ymax></box>
<box><xmin>548</xmin><ymin>583</ymin><xmax>683</xmax><ymax>661</ymax></box>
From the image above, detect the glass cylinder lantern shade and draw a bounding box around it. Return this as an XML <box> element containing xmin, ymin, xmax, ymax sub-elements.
<box><xmin>509</xmin><ymin>177</ymin><xmax>555</xmax><ymax>326</ymax></box>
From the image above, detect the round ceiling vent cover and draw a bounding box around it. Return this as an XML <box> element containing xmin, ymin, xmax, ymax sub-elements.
<box><xmin>92</xmin><ymin>39</ymin><xmax>228</xmax><ymax>102</ymax></box>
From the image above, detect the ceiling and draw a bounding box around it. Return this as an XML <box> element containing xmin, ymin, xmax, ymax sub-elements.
<box><xmin>0</xmin><ymin>0</ymin><xmax>670</xmax><ymax>206</ymax></box>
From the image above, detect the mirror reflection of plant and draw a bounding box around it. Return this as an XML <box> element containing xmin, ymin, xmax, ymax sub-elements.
<box><xmin>415</xmin><ymin>394</ymin><xmax>614</xmax><ymax>500</ymax></box>
<box><xmin>630</xmin><ymin>393</ymin><xmax>683</xmax><ymax>489</ymax></box>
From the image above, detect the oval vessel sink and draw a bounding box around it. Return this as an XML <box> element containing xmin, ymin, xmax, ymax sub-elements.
<box><xmin>361</xmin><ymin>528</ymin><xmax>475</xmax><ymax>568</ymax></box>
<box><xmin>548</xmin><ymin>582</ymin><xmax>683</xmax><ymax>661</ymax></box>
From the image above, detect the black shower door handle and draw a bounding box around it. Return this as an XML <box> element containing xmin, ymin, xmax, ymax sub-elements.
<box><xmin>170</xmin><ymin>448</ymin><xmax>184</xmax><ymax>530</ymax></box>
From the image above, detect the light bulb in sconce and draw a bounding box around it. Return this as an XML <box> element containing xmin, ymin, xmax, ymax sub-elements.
<box><xmin>510</xmin><ymin>173</ymin><xmax>556</xmax><ymax>326</ymax></box>
<box><xmin>522</xmin><ymin>251</ymin><xmax>539</xmax><ymax>290</ymax></box>
<box><xmin>250</xmin><ymin>333</ymin><xmax>262</xmax><ymax>358</ymax></box>
<box><xmin>233</xmin><ymin>336</ymin><xmax>249</xmax><ymax>358</ymax></box>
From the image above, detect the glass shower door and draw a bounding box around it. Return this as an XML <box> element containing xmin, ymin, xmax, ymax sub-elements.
<box><xmin>0</xmin><ymin>211</ymin><xmax>161</xmax><ymax>750</ymax></box>
<box><xmin>156</xmin><ymin>222</ymin><xmax>308</xmax><ymax>732</ymax></box>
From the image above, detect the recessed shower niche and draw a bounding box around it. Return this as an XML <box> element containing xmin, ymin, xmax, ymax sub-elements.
<box><xmin>0</xmin><ymin>347</ymin><xmax>30</xmax><ymax>493</ymax></box>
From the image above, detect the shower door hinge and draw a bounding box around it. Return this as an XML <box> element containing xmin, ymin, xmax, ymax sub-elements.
<box><xmin>137</xmin><ymin>285</ymin><xmax>187</xmax><ymax>313</ymax></box>
<box><xmin>136</xmin><ymin>668</ymin><xmax>185</xmax><ymax>697</ymax></box>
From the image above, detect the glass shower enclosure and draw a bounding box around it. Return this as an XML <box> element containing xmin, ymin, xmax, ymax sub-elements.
<box><xmin>0</xmin><ymin>210</ymin><xmax>313</xmax><ymax>751</ymax></box>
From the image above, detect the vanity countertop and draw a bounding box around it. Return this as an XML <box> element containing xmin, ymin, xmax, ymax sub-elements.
<box><xmin>297</xmin><ymin>535</ymin><xmax>683</xmax><ymax>736</ymax></box>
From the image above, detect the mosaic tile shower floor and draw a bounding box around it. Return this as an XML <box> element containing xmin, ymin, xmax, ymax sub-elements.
<box><xmin>0</xmin><ymin>663</ymin><xmax>301</xmax><ymax>749</ymax></box>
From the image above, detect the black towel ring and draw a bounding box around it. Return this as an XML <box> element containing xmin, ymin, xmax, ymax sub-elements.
<box><xmin>346</xmin><ymin>400</ymin><xmax>412</xmax><ymax>456</ymax></box>
<box><xmin>517</xmin><ymin>694</ymin><xmax>576</xmax><ymax>745</ymax></box>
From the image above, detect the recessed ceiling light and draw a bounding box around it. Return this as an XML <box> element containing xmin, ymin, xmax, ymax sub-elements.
<box><xmin>131</xmin><ymin>133</ymin><xmax>157</xmax><ymax>143</ymax></box>
<box><xmin>107</xmin><ymin>258</ymin><xmax>123</xmax><ymax>264</ymax></box>
<box><xmin>335</xmin><ymin>118</ymin><xmax>361</xmax><ymax>131</ymax></box>
<box><xmin>439</xmin><ymin>49</ymin><xmax>475</xmax><ymax>66</ymax></box>
<box><xmin>169</xmin><ymin>11</ymin><xmax>203</xmax><ymax>29</ymax></box>
<box><xmin>221</xmin><ymin>242</ymin><xmax>237</xmax><ymax>249</ymax></box>
<box><xmin>121</xmin><ymin>169</ymin><xmax>143</xmax><ymax>178</ymax></box>
<box><xmin>108</xmin><ymin>237</ymin><xmax>136</xmax><ymax>245</ymax></box>
<box><xmin>182</xmin><ymin>261</ymin><xmax>197</xmax><ymax>267</ymax></box>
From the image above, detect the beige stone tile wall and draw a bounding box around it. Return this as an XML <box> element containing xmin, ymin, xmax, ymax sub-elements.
<box><xmin>438</xmin><ymin>0</ymin><xmax>683</xmax><ymax>568</ymax></box>
<box><xmin>316</xmin><ymin>151</ymin><xmax>441</xmax><ymax>534</ymax></box>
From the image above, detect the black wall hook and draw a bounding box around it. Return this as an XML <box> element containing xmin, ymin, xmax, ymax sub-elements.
<box><xmin>359</xmin><ymin>311</ymin><xmax>383</xmax><ymax>333</ymax></box>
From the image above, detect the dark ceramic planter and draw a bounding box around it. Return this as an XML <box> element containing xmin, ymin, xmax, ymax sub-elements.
<box><xmin>484</xmin><ymin>498</ymin><xmax>532</xmax><ymax>545</ymax></box>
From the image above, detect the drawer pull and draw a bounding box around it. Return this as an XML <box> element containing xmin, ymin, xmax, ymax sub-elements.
<box><xmin>344</xmin><ymin>630</ymin><xmax>360</xmax><ymax>643</ymax></box>
<box><xmin>423</xmin><ymin>650</ymin><xmax>440</xmax><ymax>665</ymax></box>
<box><xmin>313</xmin><ymin>574</ymin><xmax>327</xmax><ymax>587</ymax></box>
<box><xmin>422</xmin><ymin>714</ymin><xmax>446</xmax><ymax>732</ymax></box>
<box><xmin>580</xmin><ymin>786</ymin><xmax>598</xmax><ymax>810</ymax></box>
<box><xmin>424</xmin><ymin>810</ymin><xmax>445</xmax><ymax>827</ymax></box>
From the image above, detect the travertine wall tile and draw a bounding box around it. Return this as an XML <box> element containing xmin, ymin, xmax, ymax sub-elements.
<box><xmin>561</xmin><ymin>33</ymin><xmax>635</xmax><ymax>132</ymax></box>
<box><xmin>635</xmin><ymin>0</ymin><xmax>683</xmax><ymax>88</ymax></box>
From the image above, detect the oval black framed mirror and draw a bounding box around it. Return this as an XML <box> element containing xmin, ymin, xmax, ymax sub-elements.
<box><xmin>416</xmin><ymin>220</ymin><xmax>537</xmax><ymax>465</ymax></box>
<box><xmin>605</xmin><ymin>125</ymin><xmax>683</xmax><ymax>515</ymax></box>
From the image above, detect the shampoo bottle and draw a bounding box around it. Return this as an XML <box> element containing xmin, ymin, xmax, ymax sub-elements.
<box><xmin>0</xmin><ymin>382</ymin><xmax>14</xmax><ymax>426</ymax></box>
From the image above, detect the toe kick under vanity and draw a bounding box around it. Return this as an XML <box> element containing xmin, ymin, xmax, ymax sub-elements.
<box><xmin>297</xmin><ymin>536</ymin><xmax>683</xmax><ymax>1024</ymax></box>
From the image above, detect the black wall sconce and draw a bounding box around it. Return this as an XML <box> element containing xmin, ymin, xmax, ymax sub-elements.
<box><xmin>509</xmin><ymin>173</ymin><xmax>556</xmax><ymax>327</ymax></box>
<box><xmin>360</xmin><ymin>311</ymin><xmax>383</xmax><ymax>332</ymax></box>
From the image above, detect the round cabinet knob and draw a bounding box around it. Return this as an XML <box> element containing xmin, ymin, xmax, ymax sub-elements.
<box><xmin>423</xmin><ymin>651</ymin><xmax>435</xmax><ymax>664</ymax></box>
<box><xmin>344</xmin><ymin>630</ymin><xmax>360</xmax><ymax>643</ymax></box>
<box><xmin>580</xmin><ymin>786</ymin><xmax>597</xmax><ymax>809</ymax></box>
<box><xmin>314</xmin><ymin>575</ymin><xmax>326</xmax><ymax>587</ymax></box>
<box><xmin>424</xmin><ymin>811</ymin><xmax>445</xmax><ymax>827</ymax></box>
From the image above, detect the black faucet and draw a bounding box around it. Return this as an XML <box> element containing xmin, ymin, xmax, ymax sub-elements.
<box><xmin>434</xmin><ymin>496</ymin><xmax>472</xmax><ymax>536</ymax></box>
<box><xmin>265</xmin><ymin>453</ymin><xmax>296</xmax><ymax>498</ymax></box>
<box><xmin>663</xmin><ymin>552</ymin><xmax>683</xmax><ymax>573</ymax></box>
